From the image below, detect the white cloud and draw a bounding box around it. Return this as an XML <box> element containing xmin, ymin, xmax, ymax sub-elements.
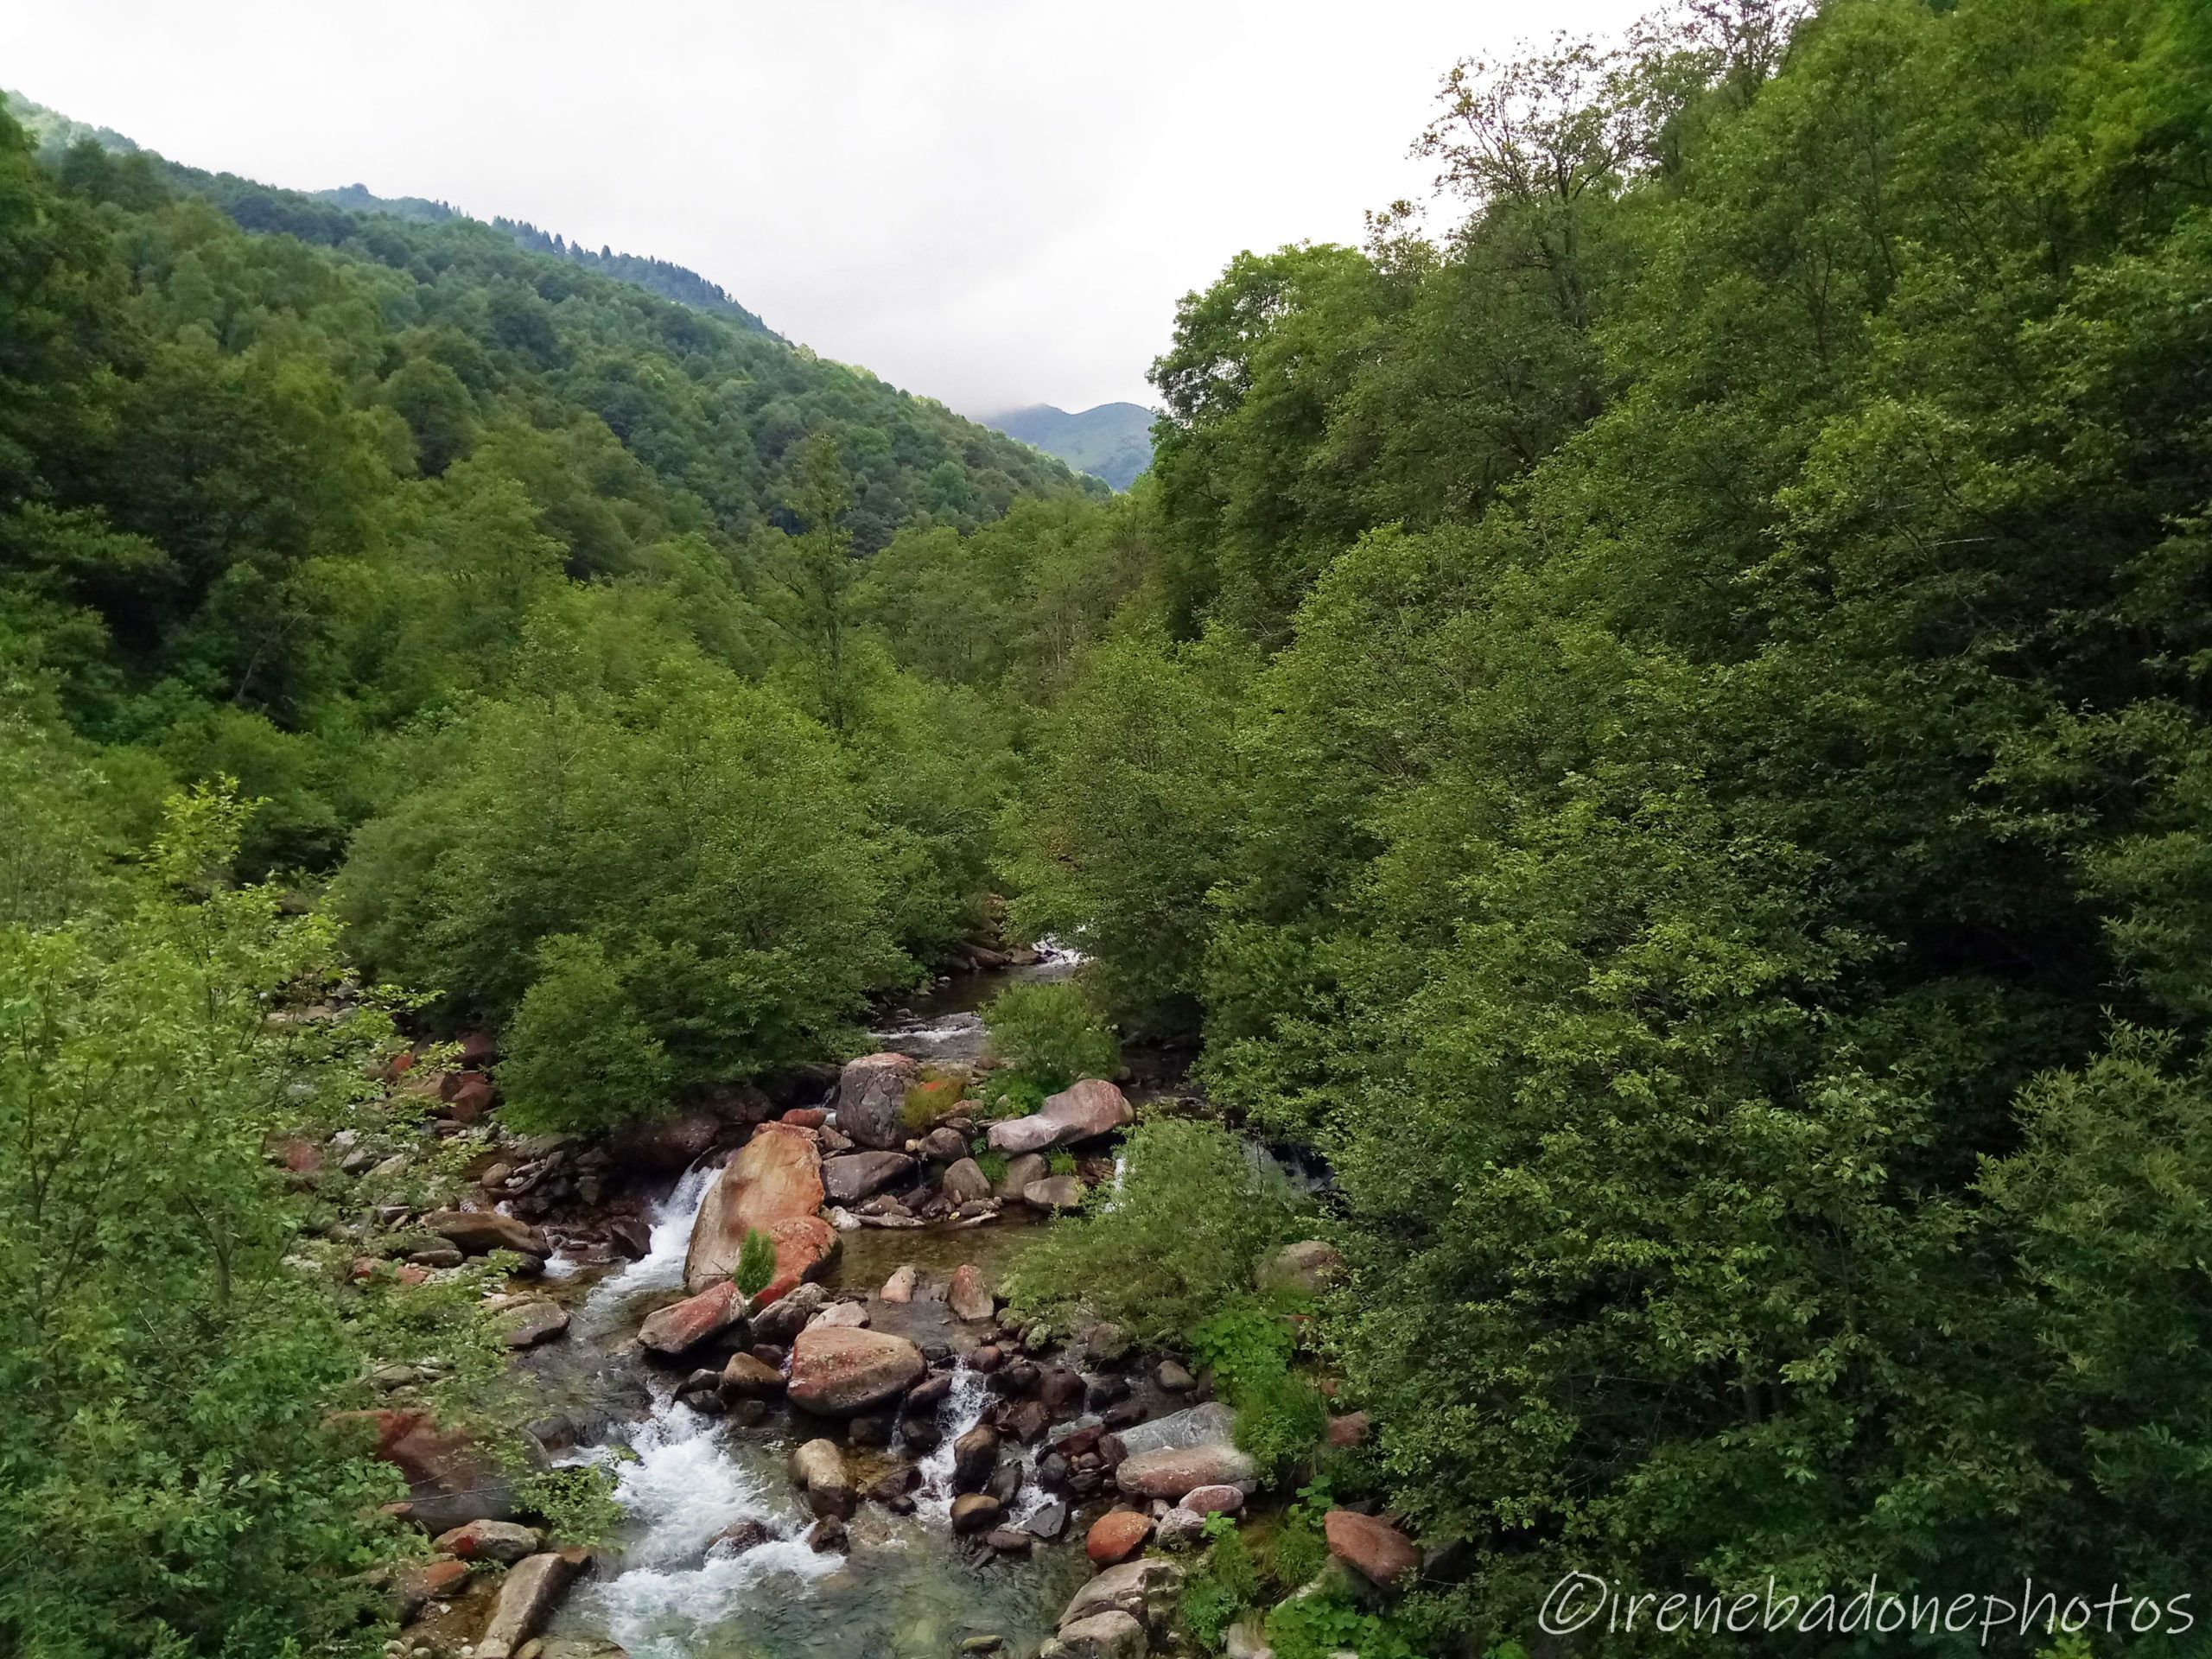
<box><xmin>10</xmin><ymin>0</ymin><xmax>1652</xmax><ymax>415</ymax></box>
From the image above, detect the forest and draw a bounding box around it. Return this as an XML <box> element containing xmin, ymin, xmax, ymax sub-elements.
<box><xmin>5</xmin><ymin>0</ymin><xmax>2212</xmax><ymax>1654</ymax></box>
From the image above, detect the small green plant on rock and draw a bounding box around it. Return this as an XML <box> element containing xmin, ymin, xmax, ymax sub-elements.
<box><xmin>518</xmin><ymin>1464</ymin><xmax>624</xmax><ymax>1546</ymax></box>
<box><xmin>735</xmin><ymin>1226</ymin><xmax>778</xmax><ymax>1300</ymax></box>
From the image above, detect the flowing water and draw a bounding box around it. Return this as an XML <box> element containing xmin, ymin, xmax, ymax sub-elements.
<box><xmin>540</xmin><ymin>1159</ymin><xmax>1091</xmax><ymax>1659</ymax></box>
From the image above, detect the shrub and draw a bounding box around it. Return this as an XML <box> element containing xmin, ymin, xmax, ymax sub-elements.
<box><xmin>1008</xmin><ymin>1118</ymin><xmax>1306</xmax><ymax>1344</ymax></box>
<box><xmin>497</xmin><ymin>934</ymin><xmax>672</xmax><ymax>1134</ymax></box>
<box><xmin>976</xmin><ymin>1150</ymin><xmax>1010</xmax><ymax>1188</ymax></box>
<box><xmin>902</xmin><ymin>1071</ymin><xmax>966</xmax><ymax>1131</ymax></box>
<box><xmin>1192</xmin><ymin>1296</ymin><xmax>1325</xmax><ymax>1477</ymax></box>
<box><xmin>982</xmin><ymin>977</ymin><xmax>1119</xmax><ymax>1093</ymax></box>
<box><xmin>1181</xmin><ymin>1515</ymin><xmax>1260</xmax><ymax>1650</ymax></box>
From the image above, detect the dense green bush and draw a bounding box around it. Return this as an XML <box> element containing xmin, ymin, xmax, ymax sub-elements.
<box><xmin>1008</xmin><ymin>1119</ymin><xmax>1306</xmax><ymax>1345</ymax></box>
<box><xmin>497</xmin><ymin>933</ymin><xmax>674</xmax><ymax>1134</ymax></box>
<box><xmin>982</xmin><ymin>978</ymin><xmax>1122</xmax><ymax>1093</ymax></box>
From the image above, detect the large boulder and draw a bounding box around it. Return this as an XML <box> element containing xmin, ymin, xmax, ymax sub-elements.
<box><xmin>941</xmin><ymin>1157</ymin><xmax>994</xmax><ymax>1205</ymax></box>
<box><xmin>751</xmin><ymin>1281</ymin><xmax>830</xmax><ymax>1345</ymax></box>
<box><xmin>948</xmin><ymin>1262</ymin><xmax>995</xmax><ymax>1322</ymax></box>
<box><xmin>682</xmin><ymin>1125</ymin><xmax>825</xmax><ymax>1294</ymax></box>
<box><xmin>833</xmin><ymin>1052</ymin><xmax>919</xmax><ymax>1151</ymax></box>
<box><xmin>951</xmin><ymin>1423</ymin><xmax>1000</xmax><ymax>1492</ymax></box>
<box><xmin>985</xmin><ymin>1078</ymin><xmax>1132</xmax><ymax>1155</ymax></box>
<box><xmin>1041</xmin><ymin>1611</ymin><xmax>1147</xmax><ymax>1659</ymax></box>
<box><xmin>1325</xmin><ymin>1509</ymin><xmax>1421</xmax><ymax>1587</ymax></box>
<box><xmin>787</xmin><ymin>1325</ymin><xmax>925</xmax><ymax>1416</ymax></box>
<box><xmin>638</xmin><ymin>1281</ymin><xmax>746</xmax><ymax>1357</ymax></box>
<box><xmin>950</xmin><ymin>1492</ymin><xmax>1004</xmax><ymax>1535</ymax></box>
<box><xmin>432</xmin><ymin>1518</ymin><xmax>540</xmax><ymax>1563</ymax></box>
<box><xmin>1022</xmin><ymin>1176</ymin><xmax>1088</xmax><ymax>1211</ymax></box>
<box><xmin>493</xmin><ymin>1298</ymin><xmax>569</xmax><ymax>1350</ymax></box>
<box><xmin>1061</xmin><ymin>1556</ymin><xmax>1185</xmax><ymax>1637</ymax></box>
<box><xmin>759</xmin><ymin>1214</ymin><xmax>839</xmax><ymax>1305</ymax></box>
<box><xmin>995</xmin><ymin>1152</ymin><xmax>1048</xmax><ymax>1200</ymax></box>
<box><xmin>424</xmin><ymin>1208</ymin><xmax>548</xmax><ymax>1259</ymax></box>
<box><xmin>823</xmin><ymin>1151</ymin><xmax>916</xmax><ymax>1205</ymax></box>
<box><xmin>1116</xmin><ymin>1443</ymin><xmax>1257</xmax><ymax>1500</ymax></box>
<box><xmin>341</xmin><ymin>1408</ymin><xmax>538</xmax><ymax>1533</ymax></box>
<box><xmin>475</xmin><ymin>1549</ymin><xmax>584</xmax><ymax>1658</ymax></box>
<box><xmin>790</xmin><ymin>1438</ymin><xmax>856</xmax><ymax>1519</ymax></box>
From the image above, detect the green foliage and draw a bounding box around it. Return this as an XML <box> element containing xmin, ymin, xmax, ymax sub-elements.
<box><xmin>518</xmin><ymin>1464</ymin><xmax>624</xmax><ymax>1547</ymax></box>
<box><xmin>982</xmin><ymin>977</ymin><xmax>1121</xmax><ymax>1094</ymax></box>
<box><xmin>1191</xmin><ymin>1297</ymin><xmax>1325</xmax><ymax>1478</ymax></box>
<box><xmin>497</xmin><ymin>933</ymin><xmax>673</xmax><ymax>1134</ymax></box>
<box><xmin>0</xmin><ymin>785</ymin><xmax>412</xmax><ymax>1656</ymax></box>
<box><xmin>1180</xmin><ymin>1515</ymin><xmax>1261</xmax><ymax>1651</ymax></box>
<box><xmin>1045</xmin><ymin>1149</ymin><xmax>1078</xmax><ymax>1179</ymax></box>
<box><xmin>974</xmin><ymin>1150</ymin><xmax>1010</xmax><ymax>1188</ymax></box>
<box><xmin>735</xmin><ymin>1226</ymin><xmax>778</xmax><ymax>1300</ymax></box>
<box><xmin>902</xmin><ymin>1071</ymin><xmax>967</xmax><ymax>1131</ymax></box>
<box><xmin>1008</xmin><ymin>1119</ymin><xmax>1306</xmax><ymax>1346</ymax></box>
<box><xmin>1264</xmin><ymin>1594</ymin><xmax>1419</xmax><ymax>1659</ymax></box>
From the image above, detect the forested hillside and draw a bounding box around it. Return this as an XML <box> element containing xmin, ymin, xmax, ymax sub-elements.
<box><xmin>988</xmin><ymin>402</ymin><xmax>1157</xmax><ymax>491</ymax></box>
<box><xmin>7</xmin><ymin>0</ymin><xmax>2212</xmax><ymax>1654</ymax></box>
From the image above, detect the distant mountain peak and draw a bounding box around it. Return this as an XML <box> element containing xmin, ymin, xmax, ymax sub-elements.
<box><xmin>985</xmin><ymin>402</ymin><xmax>1155</xmax><ymax>492</ymax></box>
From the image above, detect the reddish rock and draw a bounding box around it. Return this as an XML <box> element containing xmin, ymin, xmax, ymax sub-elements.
<box><xmin>683</xmin><ymin>1125</ymin><xmax>825</xmax><ymax>1293</ymax></box>
<box><xmin>1325</xmin><ymin>1508</ymin><xmax>1420</xmax><ymax>1586</ymax></box>
<box><xmin>424</xmin><ymin>1208</ymin><xmax>549</xmax><ymax>1259</ymax></box>
<box><xmin>782</xmin><ymin>1107</ymin><xmax>827</xmax><ymax>1128</ymax></box>
<box><xmin>832</xmin><ymin>1052</ymin><xmax>919</xmax><ymax>1151</ymax></box>
<box><xmin>1326</xmin><ymin>1410</ymin><xmax>1370</xmax><ymax>1448</ymax></box>
<box><xmin>386</xmin><ymin>1049</ymin><xmax>419</xmax><ymax>1080</ymax></box>
<box><xmin>457</xmin><ymin>1029</ymin><xmax>499</xmax><ymax>1066</ymax></box>
<box><xmin>431</xmin><ymin>1518</ymin><xmax>540</xmax><ymax>1562</ymax></box>
<box><xmin>392</xmin><ymin>1555</ymin><xmax>467</xmax><ymax>1617</ymax></box>
<box><xmin>1085</xmin><ymin>1509</ymin><xmax>1154</xmax><ymax>1565</ymax></box>
<box><xmin>639</xmin><ymin>1281</ymin><xmax>746</xmax><ymax>1356</ymax></box>
<box><xmin>786</xmin><ymin>1325</ymin><xmax>925</xmax><ymax>1416</ymax></box>
<box><xmin>396</xmin><ymin>1264</ymin><xmax>430</xmax><ymax>1287</ymax></box>
<box><xmin>759</xmin><ymin>1214</ymin><xmax>839</xmax><ymax>1305</ymax></box>
<box><xmin>880</xmin><ymin>1263</ymin><xmax>917</xmax><ymax>1303</ymax></box>
<box><xmin>440</xmin><ymin>1071</ymin><xmax>496</xmax><ymax>1121</ymax></box>
<box><xmin>1182</xmin><ymin>1484</ymin><xmax>1245</xmax><ymax>1516</ymax></box>
<box><xmin>276</xmin><ymin>1138</ymin><xmax>322</xmax><ymax>1174</ymax></box>
<box><xmin>337</xmin><ymin>1409</ymin><xmax>532</xmax><ymax>1532</ymax></box>
<box><xmin>948</xmin><ymin>1262</ymin><xmax>995</xmax><ymax>1322</ymax></box>
<box><xmin>1116</xmin><ymin>1443</ymin><xmax>1256</xmax><ymax>1499</ymax></box>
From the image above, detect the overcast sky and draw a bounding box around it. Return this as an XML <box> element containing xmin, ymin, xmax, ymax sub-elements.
<box><xmin>11</xmin><ymin>0</ymin><xmax>1650</xmax><ymax>417</ymax></box>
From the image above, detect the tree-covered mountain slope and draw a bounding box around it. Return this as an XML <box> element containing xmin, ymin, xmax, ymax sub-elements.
<box><xmin>987</xmin><ymin>401</ymin><xmax>1155</xmax><ymax>491</ymax></box>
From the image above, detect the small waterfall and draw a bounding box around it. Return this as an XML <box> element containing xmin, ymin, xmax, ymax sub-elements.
<box><xmin>574</xmin><ymin>1163</ymin><xmax>714</xmax><ymax>1338</ymax></box>
<box><xmin>912</xmin><ymin>1362</ymin><xmax>994</xmax><ymax>1521</ymax></box>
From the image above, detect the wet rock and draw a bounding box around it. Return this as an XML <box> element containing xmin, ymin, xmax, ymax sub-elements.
<box><xmin>1324</xmin><ymin>1509</ymin><xmax>1420</xmax><ymax>1587</ymax></box>
<box><xmin>475</xmin><ymin>1549</ymin><xmax>584</xmax><ymax>1658</ymax></box>
<box><xmin>1040</xmin><ymin>1611</ymin><xmax>1147</xmax><ymax>1659</ymax></box>
<box><xmin>1156</xmin><ymin>1360</ymin><xmax>1195</xmax><ymax>1392</ymax></box>
<box><xmin>607</xmin><ymin>1214</ymin><xmax>650</xmax><ymax>1260</ymax></box>
<box><xmin>848</xmin><ymin>1411</ymin><xmax>897</xmax><ymax>1448</ymax></box>
<box><xmin>823</xmin><ymin>1151</ymin><xmax>917</xmax><ymax>1205</ymax></box>
<box><xmin>1086</xmin><ymin>1375</ymin><xmax>1131</xmax><ymax>1410</ymax></box>
<box><xmin>879</xmin><ymin>1263</ymin><xmax>917</xmax><ymax>1302</ymax></box>
<box><xmin>940</xmin><ymin>1157</ymin><xmax>994</xmax><ymax>1206</ymax></box>
<box><xmin>920</xmin><ymin>1126</ymin><xmax>969</xmax><ymax>1163</ymax></box>
<box><xmin>808</xmin><ymin>1300</ymin><xmax>870</xmax><ymax>1330</ymax></box>
<box><xmin>432</xmin><ymin>1518</ymin><xmax>540</xmax><ymax>1563</ymax></box>
<box><xmin>786</xmin><ymin>1325</ymin><xmax>926</xmax><ymax>1416</ymax></box>
<box><xmin>782</xmin><ymin>1107</ymin><xmax>827</xmax><ymax>1128</ymax></box>
<box><xmin>867</xmin><ymin>1464</ymin><xmax>920</xmax><ymax>1503</ymax></box>
<box><xmin>949</xmin><ymin>1262</ymin><xmax>995</xmax><ymax>1322</ymax></box>
<box><xmin>1085</xmin><ymin>1509</ymin><xmax>1153</xmax><ymax>1564</ymax></box>
<box><xmin>985</xmin><ymin>1079</ymin><xmax>1133</xmax><ymax>1155</ymax></box>
<box><xmin>495</xmin><ymin>1299</ymin><xmax>569</xmax><ymax>1349</ymax></box>
<box><xmin>1039</xmin><ymin>1367</ymin><xmax>1085</xmax><ymax>1413</ymax></box>
<box><xmin>985</xmin><ymin>1460</ymin><xmax>1024</xmax><ymax>1507</ymax></box>
<box><xmin>1116</xmin><ymin>1443</ymin><xmax>1256</xmax><ymax>1500</ymax></box>
<box><xmin>952</xmin><ymin>1423</ymin><xmax>999</xmax><ymax>1491</ymax></box>
<box><xmin>969</xmin><ymin>1344</ymin><xmax>1004</xmax><ymax>1373</ymax></box>
<box><xmin>1021</xmin><ymin>1176</ymin><xmax>1088</xmax><ymax>1211</ymax></box>
<box><xmin>1025</xmin><ymin>1501</ymin><xmax>1070</xmax><ymax>1540</ymax></box>
<box><xmin>807</xmin><ymin>1515</ymin><xmax>849</xmax><ymax>1553</ymax></box>
<box><xmin>832</xmin><ymin>1052</ymin><xmax>919</xmax><ymax>1150</ymax></box>
<box><xmin>751</xmin><ymin>1281</ymin><xmax>828</xmax><ymax>1345</ymax></box>
<box><xmin>425</xmin><ymin>1209</ymin><xmax>548</xmax><ymax>1259</ymax></box>
<box><xmin>1001</xmin><ymin>1399</ymin><xmax>1050</xmax><ymax>1442</ymax></box>
<box><xmin>1258</xmin><ymin>1239</ymin><xmax>1344</xmax><ymax>1298</ymax></box>
<box><xmin>638</xmin><ymin>1281</ymin><xmax>746</xmax><ymax>1357</ymax></box>
<box><xmin>675</xmin><ymin>1369</ymin><xmax>727</xmax><ymax>1412</ymax></box>
<box><xmin>994</xmin><ymin>1153</ymin><xmax>1048</xmax><ymax>1201</ymax></box>
<box><xmin>984</xmin><ymin>1527</ymin><xmax>1033</xmax><ymax>1554</ymax></box>
<box><xmin>721</xmin><ymin>1351</ymin><xmax>785</xmax><ymax>1398</ymax></box>
<box><xmin>790</xmin><ymin>1438</ymin><xmax>855</xmax><ymax>1519</ymax></box>
<box><xmin>950</xmin><ymin>1492</ymin><xmax>1004</xmax><ymax>1535</ymax></box>
<box><xmin>707</xmin><ymin>1518</ymin><xmax>772</xmax><ymax>1557</ymax></box>
<box><xmin>682</xmin><ymin>1125</ymin><xmax>825</xmax><ymax>1294</ymax></box>
<box><xmin>961</xmin><ymin>1637</ymin><xmax>1006</xmax><ymax>1655</ymax></box>
<box><xmin>906</xmin><ymin>1371</ymin><xmax>953</xmax><ymax>1411</ymax></box>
